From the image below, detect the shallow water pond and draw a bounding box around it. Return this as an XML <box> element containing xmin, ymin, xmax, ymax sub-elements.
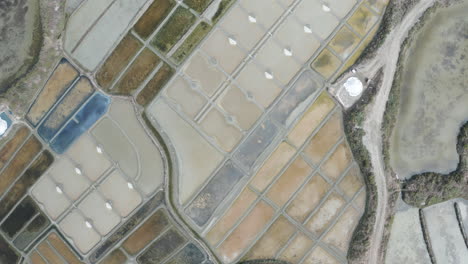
<box><xmin>390</xmin><ymin>1</ymin><xmax>468</xmax><ymax>179</ymax></box>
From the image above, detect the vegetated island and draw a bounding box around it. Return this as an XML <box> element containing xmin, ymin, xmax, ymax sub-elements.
<box><xmin>401</xmin><ymin>122</ymin><xmax>467</xmax><ymax>207</ymax></box>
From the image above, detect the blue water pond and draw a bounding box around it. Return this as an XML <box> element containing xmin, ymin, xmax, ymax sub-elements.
<box><xmin>50</xmin><ymin>93</ymin><xmax>110</xmax><ymax>154</ymax></box>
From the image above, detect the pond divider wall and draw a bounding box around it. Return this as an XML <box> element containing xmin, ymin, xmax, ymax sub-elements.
<box><xmin>418</xmin><ymin>209</ymin><xmax>436</xmax><ymax>264</ymax></box>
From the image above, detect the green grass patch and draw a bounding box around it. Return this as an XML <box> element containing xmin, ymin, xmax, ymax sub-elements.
<box><xmin>171</xmin><ymin>21</ymin><xmax>212</xmax><ymax>64</ymax></box>
<box><xmin>344</xmin><ymin>69</ymin><xmax>382</xmax><ymax>263</ymax></box>
<box><xmin>184</xmin><ymin>0</ymin><xmax>213</xmax><ymax>13</ymax></box>
<box><xmin>151</xmin><ymin>6</ymin><xmax>196</xmax><ymax>53</ymax></box>
<box><xmin>212</xmin><ymin>0</ymin><xmax>235</xmax><ymax>23</ymax></box>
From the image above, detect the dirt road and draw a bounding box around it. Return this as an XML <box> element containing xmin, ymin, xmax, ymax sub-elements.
<box><xmin>357</xmin><ymin>0</ymin><xmax>437</xmax><ymax>263</ymax></box>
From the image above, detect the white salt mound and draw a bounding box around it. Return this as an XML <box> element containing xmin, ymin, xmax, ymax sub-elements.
<box><xmin>0</xmin><ymin>117</ymin><xmax>7</xmax><ymax>136</ymax></box>
<box><xmin>344</xmin><ymin>77</ymin><xmax>363</xmax><ymax>97</ymax></box>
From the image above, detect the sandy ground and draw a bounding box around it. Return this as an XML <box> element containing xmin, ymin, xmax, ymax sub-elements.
<box><xmin>350</xmin><ymin>0</ymin><xmax>438</xmax><ymax>262</ymax></box>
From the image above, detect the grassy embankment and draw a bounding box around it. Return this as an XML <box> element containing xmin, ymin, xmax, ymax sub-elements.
<box><xmin>152</xmin><ymin>7</ymin><xmax>196</xmax><ymax>53</ymax></box>
<box><xmin>172</xmin><ymin>21</ymin><xmax>212</xmax><ymax>64</ymax></box>
<box><xmin>184</xmin><ymin>0</ymin><xmax>213</xmax><ymax>13</ymax></box>
<box><xmin>345</xmin><ymin>1</ymin><xmax>437</xmax><ymax>262</ymax></box>
<box><xmin>344</xmin><ymin>68</ymin><xmax>382</xmax><ymax>263</ymax></box>
<box><xmin>377</xmin><ymin>4</ymin><xmax>443</xmax><ymax>261</ymax></box>
<box><xmin>344</xmin><ymin>3</ymin><xmax>407</xmax><ymax>263</ymax></box>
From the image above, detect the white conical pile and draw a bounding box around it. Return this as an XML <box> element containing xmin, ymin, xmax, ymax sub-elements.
<box><xmin>248</xmin><ymin>15</ymin><xmax>257</xmax><ymax>23</ymax></box>
<box><xmin>344</xmin><ymin>77</ymin><xmax>363</xmax><ymax>97</ymax></box>
<box><xmin>322</xmin><ymin>4</ymin><xmax>331</xmax><ymax>12</ymax></box>
<box><xmin>228</xmin><ymin>37</ymin><xmax>237</xmax><ymax>46</ymax></box>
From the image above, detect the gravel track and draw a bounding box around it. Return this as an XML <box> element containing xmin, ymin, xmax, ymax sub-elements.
<box><xmin>356</xmin><ymin>0</ymin><xmax>437</xmax><ymax>262</ymax></box>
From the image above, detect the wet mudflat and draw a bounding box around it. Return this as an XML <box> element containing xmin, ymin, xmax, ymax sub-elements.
<box><xmin>233</xmin><ymin>119</ymin><xmax>280</xmax><ymax>172</ymax></box>
<box><xmin>0</xmin><ymin>234</ymin><xmax>19</xmax><ymax>263</ymax></box>
<box><xmin>166</xmin><ymin>243</ymin><xmax>206</xmax><ymax>264</ymax></box>
<box><xmin>13</xmin><ymin>213</ymin><xmax>49</xmax><ymax>250</ymax></box>
<box><xmin>137</xmin><ymin>228</ymin><xmax>186</xmax><ymax>263</ymax></box>
<box><xmin>390</xmin><ymin>1</ymin><xmax>468</xmax><ymax>179</ymax></box>
<box><xmin>0</xmin><ymin>0</ymin><xmax>41</xmax><ymax>94</ymax></box>
<box><xmin>0</xmin><ymin>150</ymin><xmax>53</xmax><ymax>220</ymax></box>
<box><xmin>270</xmin><ymin>71</ymin><xmax>321</xmax><ymax>128</ymax></box>
<box><xmin>186</xmin><ymin>161</ymin><xmax>244</xmax><ymax>226</ymax></box>
<box><xmin>1</xmin><ymin>197</ymin><xmax>39</xmax><ymax>238</ymax></box>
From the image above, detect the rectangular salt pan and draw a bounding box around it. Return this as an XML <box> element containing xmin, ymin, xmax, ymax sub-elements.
<box><xmin>233</xmin><ymin>119</ymin><xmax>280</xmax><ymax>171</ymax></box>
<box><xmin>89</xmin><ymin>192</ymin><xmax>164</xmax><ymax>262</ymax></box>
<box><xmin>137</xmin><ymin>228</ymin><xmax>186</xmax><ymax>263</ymax></box>
<box><xmin>51</xmin><ymin>93</ymin><xmax>109</xmax><ymax>154</ymax></box>
<box><xmin>185</xmin><ymin>161</ymin><xmax>244</xmax><ymax>226</ymax></box>
<box><xmin>270</xmin><ymin>72</ymin><xmax>321</xmax><ymax>128</ymax></box>
<box><xmin>38</xmin><ymin>77</ymin><xmax>94</xmax><ymax>142</ymax></box>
